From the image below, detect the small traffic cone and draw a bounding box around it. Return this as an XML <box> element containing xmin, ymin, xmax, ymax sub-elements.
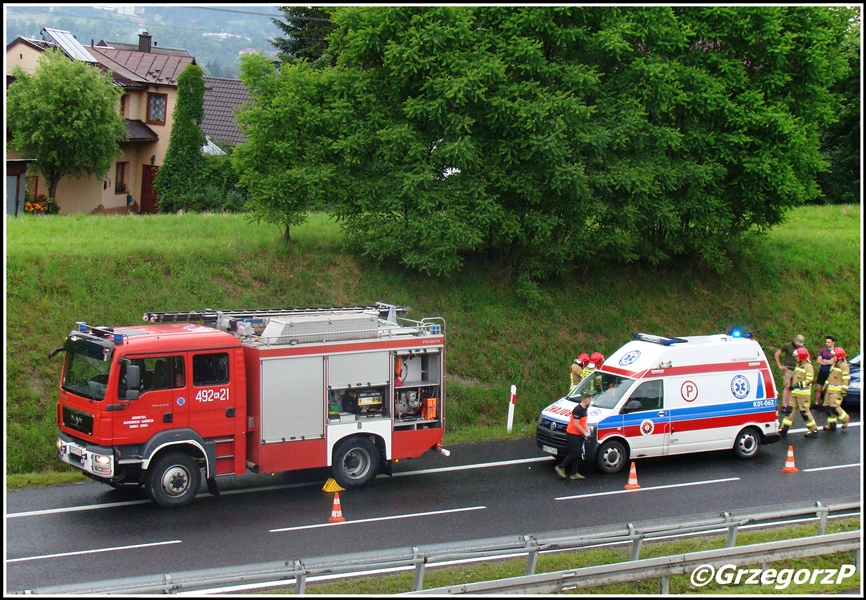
<box><xmin>328</xmin><ymin>491</ymin><xmax>346</xmax><ymax>523</ymax></box>
<box><xmin>624</xmin><ymin>461</ymin><xmax>640</xmax><ymax>489</ymax></box>
<box><xmin>781</xmin><ymin>445</ymin><xmax>799</xmax><ymax>473</ymax></box>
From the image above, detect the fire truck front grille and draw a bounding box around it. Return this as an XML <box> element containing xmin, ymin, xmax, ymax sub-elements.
<box><xmin>62</xmin><ymin>406</ymin><xmax>94</xmax><ymax>436</ymax></box>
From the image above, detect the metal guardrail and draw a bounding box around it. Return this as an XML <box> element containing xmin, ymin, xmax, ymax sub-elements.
<box><xmin>14</xmin><ymin>497</ymin><xmax>860</xmax><ymax>595</ymax></box>
<box><xmin>407</xmin><ymin>531</ymin><xmax>862</xmax><ymax>595</ymax></box>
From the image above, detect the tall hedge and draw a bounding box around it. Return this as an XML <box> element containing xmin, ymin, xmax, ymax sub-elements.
<box><xmin>154</xmin><ymin>63</ymin><xmax>206</xmax><ymax>212</ymax></box>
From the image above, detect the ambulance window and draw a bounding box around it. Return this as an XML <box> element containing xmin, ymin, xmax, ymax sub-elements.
<box><xmin>193</xmin><ymin>353</ymin><xmax>230</xmax><ymax>387</ymax></box>
<box><xmin>629</xmin><ymin>381</ymin><xmax>663</xmax><ymax>411</ymax></box>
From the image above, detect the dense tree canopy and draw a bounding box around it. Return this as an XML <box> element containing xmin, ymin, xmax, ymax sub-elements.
<box><xmin>154</xmin><ymin>63</ymin><xmax>206</xmax><ymax>212</ymax></box>
<box><xmin>817</xmin><ymin>9</ymin><xmax>860</xmax><ymax>205</ymax></box>
<box><xmin>271</xmin><ymin>6</ymin><xmax>336</xmax><ymax>67</ymax></box>
<box><xmin>6</xmin><ymin>47</ymin><xmax>126</xmax><ymax>203</ymax></box>
<box><xmin>236</xmin><ymin>6</ymin><xmax>853</xmax><ymax>282</ymax></box>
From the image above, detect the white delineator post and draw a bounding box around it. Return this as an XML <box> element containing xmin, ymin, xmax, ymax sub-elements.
<box><xmin>507</xmin><ymin>384</ymin><xmax>516</xmax><ymax>432</ymax></box>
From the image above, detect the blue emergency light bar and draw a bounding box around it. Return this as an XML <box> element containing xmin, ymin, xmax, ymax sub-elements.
<box><xmin>728</xmin><ymin>328</ymin><xmax>753</xmax><ymax>339</ymax></box>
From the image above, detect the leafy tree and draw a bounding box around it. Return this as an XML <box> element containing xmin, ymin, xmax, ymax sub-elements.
<box><xmin>817</xmin><ymin>9</ymin><xmax>860</xmax><ymax>204</ymax></box>
<box><xmin>237</xmin><ymin>6</ymin><xmax>853</xmax><ymax>280</ymax></box>
<box><xmin>271</xmin><ymin>6</ymin><xmax>336</xmax><ymax>66</ymax></box>
<box><xmin>6</xmin><ymin>47</ymin><xmax>126</xmax><ymax>203</ymax></box>
<box><xmin>153</xmin><ymin>63</ymin><xmax>206</xmax><ymax>212</ymax></box>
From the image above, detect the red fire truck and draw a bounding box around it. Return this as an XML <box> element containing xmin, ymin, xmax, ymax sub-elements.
<box><xmin>53</xmin><ymin>303</ymin><xmax>448</xmax><ymax>508</ymax></box>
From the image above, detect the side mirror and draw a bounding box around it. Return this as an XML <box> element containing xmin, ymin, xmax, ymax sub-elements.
<box><xmin>621</xmin><ymin>399</ymin><xmax>643</xmax><ymax>414</ymax></box>
<box><xmin>125</xmin><ymin>365</ymin><xmax>140</xmax><ymax>400</ymax></box>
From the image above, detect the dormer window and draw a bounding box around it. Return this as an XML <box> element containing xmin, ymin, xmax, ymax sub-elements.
<box><xmin>146</xmin><ymin>92</ymin><xmax>167</xmax><ymax>125</ymax></box>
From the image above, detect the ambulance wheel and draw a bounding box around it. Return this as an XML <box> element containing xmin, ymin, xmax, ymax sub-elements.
<box><xmin>733</xmin><ymin>427</ymin><xmax>761</xmax><ymax>459</ymax></box>
<box><xmin>146</xmin><ymin>451</ymin><xmax>201</xmax><ymax>509</ymax></box>
<box><xmin>332</xmin><ymin>436</ymin><xmax>380</xmax><ymax>489</ymax></box>
<box><xmin>596</xmin><ymin>440</ymin><xmax>627</xmax><ymax>474</ymax></box>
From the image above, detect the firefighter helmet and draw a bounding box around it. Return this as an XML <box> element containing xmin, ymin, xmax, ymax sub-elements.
<box><xmin>577</xmin><ymin>352</ymin><xmax>590</xmax><ymax>364</ymax></box>
<box><xmin>834</xmin><ymin>347</ymin><xmax>846</xmax><ymax>360</ymax></box>
<box><xmin>795</xmin><ymin>346</ymin><xmax>810</xmax><ymax>362</ymax></box>
<box><xmin>590</xmin><ymin>351</ymin><xmax>604</xmax><ymax>365</ymax></box>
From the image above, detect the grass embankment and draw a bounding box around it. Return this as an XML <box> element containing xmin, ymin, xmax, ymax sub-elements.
<box><xmin>5</xmin><ymin>205</ymin><xmax>862</xmax><ymax>484</ymax></box>
<box><xmin>271</xmin><ymin>518</ymin><xmax>862</xmax><ymax>594</ymax></box>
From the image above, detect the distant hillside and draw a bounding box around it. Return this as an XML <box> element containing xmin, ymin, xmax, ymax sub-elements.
<box><xmin>4</xmin><ymin>5</ymin><xmax>283</xmax><ymax>77</ymax></box>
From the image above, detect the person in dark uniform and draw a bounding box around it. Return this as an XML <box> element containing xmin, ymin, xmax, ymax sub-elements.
<box><xmin>814</xmin><ymin>335</ymin><xmax>836</xmax><ymax>411</ymax></box>
<box><xmin>555</xmin><ymin>391</ymin><xmax>592</xmax><ymax>480</ymax></box>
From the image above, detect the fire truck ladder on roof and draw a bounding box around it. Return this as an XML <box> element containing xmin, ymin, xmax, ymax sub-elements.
<box><xmin>142</xmin><ymin>303</ymin><xmax>408</xmax><ymax>327</ymax></box>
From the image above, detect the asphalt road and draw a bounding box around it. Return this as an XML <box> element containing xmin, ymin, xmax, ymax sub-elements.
<box><xmin>5</xmin><ymin>409</ymin><xmax>862</xmax><ymax>593</ymax></box>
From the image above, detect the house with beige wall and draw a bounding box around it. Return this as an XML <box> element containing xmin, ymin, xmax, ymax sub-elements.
<box><xmin>6</xmin><ymin>29</ymin><xmax>196</xmax><ymax>214</ymax></box>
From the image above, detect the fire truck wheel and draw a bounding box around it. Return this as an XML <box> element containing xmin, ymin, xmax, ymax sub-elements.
<box><xmin>596</xmin><ymin>440</ymin><xmax>627</xmax><ymax>474</ymax></box>
<box><xmin>332</xmin><ymin>436</ymin><xmax>380</xmax><ymax>489</ymax></box>
<box><xmin>146</xmin><ymin>451</ymin><xmax>201</xmax><ymax>508</ymax></box>
<box><xmin>733</xmin><ymin>427</ymin><xmax>762</xmax><ymax>459</ymax></box>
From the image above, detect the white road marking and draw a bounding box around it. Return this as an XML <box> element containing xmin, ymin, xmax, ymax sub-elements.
<box><xmin>391</xmin><ymin>455</ymin><xmax>554</xmax><ymax>477</ymax></box>
<box><xmin>802</xmin><ymin>463</ymin><xmax>860</xmax><ymax>472</ymax></box>
<box><xmin>270</xmin><ymin>505</ymin><xmax>487</xmax><ymax>533</ymax></box>
<box><xmin>6</xmin><ymin>498</ymin><xmax>152</xmax><ymax>518</ymax></box>
<box><xmin>556</xmin><ymin>477</ymin><xmax>741</xmax><ymax>501</ymax></box>
<box><xmin>7</xmin><ymin>540</ymin><xmax>182</xmax><ymax>563</ymax></box>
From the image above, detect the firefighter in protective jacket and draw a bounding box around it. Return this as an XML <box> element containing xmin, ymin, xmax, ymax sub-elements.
<box><xmin>780</xmin><ymin>347</ymin><xmax>818</xmax><ymax>438</ymax></box>
<box><xmin>582</xmin><ymin>352</ymin><xmax>604</xmax><ymax>380</ymax></box>
<box><xmin>823</xmin><ymin>347</ymin><xmax>851</xmax><ymax>431</ymax></box>
<box><xmin>569</xmin><ymin>354</ymin><xmax>588</xmax><ymax>392</ymax></box>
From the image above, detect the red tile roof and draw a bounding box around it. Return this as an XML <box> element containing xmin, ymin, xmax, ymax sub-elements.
<box><xmin>89</xmin><ymin>46</ymin><xmax>196</xmax><ymax>87</ymax></box>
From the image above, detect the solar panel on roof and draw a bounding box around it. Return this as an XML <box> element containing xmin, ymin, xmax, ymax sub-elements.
<box><xmin>41</xmin><ymin>28</ymin><xmax>98</xmax><ymax>63</ymax></box>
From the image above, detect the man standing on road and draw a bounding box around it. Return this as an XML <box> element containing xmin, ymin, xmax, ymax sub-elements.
<box><xmin>774</xmin><ymin>334</ymin><xmax>804</xmax><ymax>415</ymax></box>
<box><xmin>814</xmin><ymin>335</ymin><xmax>836</xmax><ymax>411</ymax></box>
<box><xmin>555</xmin><ymin>391</ymin><xmax>592</xmax><ymax>480</ymax></box>
<box><xmin>780</xmin><ymin>347</ymin><xmax>818</xmax><ymax>439</ymax></box>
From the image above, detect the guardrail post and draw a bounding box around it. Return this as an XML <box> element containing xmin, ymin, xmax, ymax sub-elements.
<box><xmin>723</xmin><ymin>511</ymin><xmax>738</xmax><ymax>547</ymax></box>
<box><xmin>163</xmin><ymin>573</ymin><xmax>173</xmax><ymax>594</ymax></box>
<box><xmin>523</xmin><ymin>535</ymin><xmax>539</xmax><ymax>576</ymax></box>
<box><xmin>659</xmin><ymin>575</ymin><xmax>670</xmax><ymax>594</ymax></box>
<box><xmin>294</xmin><ymin>560</ymin><xmax>306</xmax><ymax>595</ymax></box>
<box><xmin>412</xmin><ymin>547</ymin><xmax>426</xmax><ymax>592</ymax></box>
<box><xmin>628</xmin><ymin>523</ymin><xmax>643</xmax><ymax>561</ymax></box>
<box><xmin>816</xmin><ymin>502</ymin><xmax>829</xmax><ymax>536</ymax></box>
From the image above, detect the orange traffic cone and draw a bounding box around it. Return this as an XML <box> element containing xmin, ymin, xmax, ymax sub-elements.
<box><xmin>781</xmin><ymin>445</ymin><xmax>799</xmax><ymax>473</ymax></box>
<box><xmin>328</xmin><ymin>491</ymin><xmax>346</xmax><ymax>523</ymax></box>
<box><xmin>624</xmin><ymin>461</ymin><xmax>641</xmax><ymax>489</ymax></box>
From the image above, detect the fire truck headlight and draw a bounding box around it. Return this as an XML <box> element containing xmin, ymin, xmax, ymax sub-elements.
<box><xmin>56</xmin><ymin>440</ymin><xmax>62</xmax><ymax>450</ymax></box>
<box><xmin>94</xmin><ymin>454</ymin><xmax>111</xmax><ymax>465</ymax></box>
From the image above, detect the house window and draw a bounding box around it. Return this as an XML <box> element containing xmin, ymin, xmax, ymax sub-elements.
<box><xmin>146</xmin><ymin>92</ymin><xmax>167</xmax><ymax>125</ymax></box>
<box><xmin>115</xmin><ymin>162</ymin><xmax>128</xmax><ymax>194</ymax></box>
<box><xmin>120</xmin><ymin>94</ymin><xmax>128</xmax><ymax>118</ymax></box>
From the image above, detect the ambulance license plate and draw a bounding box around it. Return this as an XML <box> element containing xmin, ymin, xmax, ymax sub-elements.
<box><xmin>542</xmin><ymin>445</ymin><xmax>558</xmax><ymax>455</ymax></box>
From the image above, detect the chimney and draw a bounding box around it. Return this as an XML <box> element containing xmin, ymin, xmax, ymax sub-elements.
<box><xmin>138</xmin><ymin>31</ymin><xmax>152</xmax><ymax>53</ymax></box>
<box><xmin>90</xmin><ymin>39</ymin><xmax>94</xmax><ymax>47</ymax></box>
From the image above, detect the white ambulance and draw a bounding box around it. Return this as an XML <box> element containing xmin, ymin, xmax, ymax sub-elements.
<box><xmin>536</xmin><ymin>332</ymin><xmax>781</xmax><ymax>473</ymax></box>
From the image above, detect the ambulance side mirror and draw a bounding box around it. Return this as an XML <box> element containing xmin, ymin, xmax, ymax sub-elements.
<box><xmin>621</xmin><ymin>400</ymin><xmax>643</xmax><ymax>414</ymax></box>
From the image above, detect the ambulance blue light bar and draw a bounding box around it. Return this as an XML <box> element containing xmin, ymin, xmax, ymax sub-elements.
<box><xmin>728</xmin><ymin>328</ymin><xmax>753</xmax><ymax>339</ymax></box>
<box><xmin>634</xmin><ymin>333</ymin><xmax>685</xmax><ymax>345</ymax></box>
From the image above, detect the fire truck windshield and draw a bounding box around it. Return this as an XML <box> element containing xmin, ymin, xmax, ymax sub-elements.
<box><xmin>61</xmin><ymin>338</ymin><xmax>114</xmax><ymax>401</ymax></box>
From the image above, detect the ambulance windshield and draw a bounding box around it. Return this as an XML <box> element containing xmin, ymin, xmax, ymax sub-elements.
<box><xmin>570</xmin><ymin>371</ymin><xmax>635</xmax><ymax>409</ymax></box>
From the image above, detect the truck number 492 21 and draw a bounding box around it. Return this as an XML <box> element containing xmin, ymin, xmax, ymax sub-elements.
<box><xmin>196</xmin><ymin>388</ymin><xmax>229</xmax><ymax>402</ymax></box>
